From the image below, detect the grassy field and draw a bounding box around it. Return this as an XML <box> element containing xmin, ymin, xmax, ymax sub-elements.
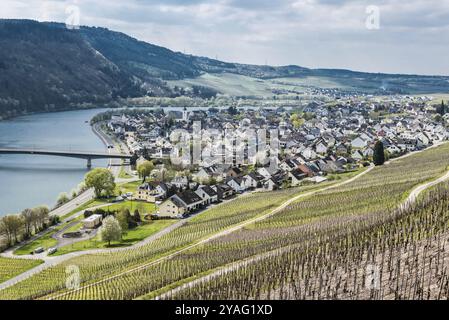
<box><xmin>168</xmin><ymin>73</ymin><xmax>274</xmax><ymax>97</ymax></box>
<box><xmin>0</xmin><ymin>258</ymin><xmax>43</xmax><ymax>284</ymax></box>
<box><xmin>54</xmin><ymin>219</ymin><xmax>176</xmax><ymax>256</ymax></box>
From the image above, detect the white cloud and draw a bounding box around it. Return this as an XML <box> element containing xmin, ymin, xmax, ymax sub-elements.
<box><xmin>0</xmin><ymin>0</ymin><xmax>448</xmax><ymax>75</ymax></box>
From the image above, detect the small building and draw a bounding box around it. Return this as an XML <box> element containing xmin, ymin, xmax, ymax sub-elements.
<box><xmin>158</xmin><ymin>190</ymin><xmax>204</xmax><ymax>218</ymax></box>
<box><xmin>82</xmin><ymin>214</ymin><xmax>103</xmax><ymax>229</ymax></box>
<box><xmin>212</xmin><ymin>184</ymin><xmax>235</xmax><ymax>200</ymax></box>
<box><xmin>135</xmin><ymin>183</ymin><xmax>159</xmax><ymax>203</ymax></box>
<box><xmin>195</xmin><ymin>185</ymin><xmax>219</xmax><ymax>205</ymax></box>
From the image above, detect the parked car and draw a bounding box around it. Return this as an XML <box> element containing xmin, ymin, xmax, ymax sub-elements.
<box><xmin>113</xmin><ymin>196</ymin><xmax>124</xmax><ymax>203</ymax></box>
<box><xmin>34</xmin><ymin>247</ymin><xmax>44</xmax><ymax>254</ymax></box>
<box><xmin>48</xmin><ymin>247</ymin><xmax>57</xmax><ymax>255</ymax></box>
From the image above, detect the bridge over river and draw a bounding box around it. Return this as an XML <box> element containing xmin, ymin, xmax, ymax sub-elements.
<box><xmin>0</xmin><ymin>148</ymin><xmax>132</xmax><ymax>168</ymax></box>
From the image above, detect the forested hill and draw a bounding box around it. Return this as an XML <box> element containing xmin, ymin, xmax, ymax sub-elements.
<box><xmin>1</xmin><ymin>19</ymin><xmax>449</xmax><ymax>119</ymax></box>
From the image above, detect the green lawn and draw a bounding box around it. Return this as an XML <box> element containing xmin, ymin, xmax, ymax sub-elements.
<box><xmin>103</xmin><ymin>201</ymin><xmax>156</xmax><ymax>215</ymax></box>
<box><xmin>59</xmin><ymin>199</ymin><xmax>111</xmax><ymax>221</ymax></box>
<box><xmin>118</xmin><ymin>168</ymin><xmax>133</xmax><ymax>179</ymax></box>
<box><xmin>54</xmin><ymin>219</ymin><xmax>176</xmax><ymax>256</ymax></box>
<box><xmin>118</xmin><ymin>180</ymin><xmax>142</xmax><ymax>195</ymax></box>
<box><xmin>0</xmin><ymin>257</ymin><xmax>44</xmax><ymax>283</ymax></box>
<box><xmin>14</xmin><ymin>230</ymin><xmax>58</xmax><ymax>256</ymax></box>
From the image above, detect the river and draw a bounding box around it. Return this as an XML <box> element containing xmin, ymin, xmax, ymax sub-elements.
<box><xmin>0</xmin><ymin>109</ymin><xmax>110</xmax><ymax>215</ymax></box>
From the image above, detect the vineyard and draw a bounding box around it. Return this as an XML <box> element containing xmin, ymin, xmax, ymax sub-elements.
<box><xmin>1</xmin><ymin>143</ymin><xmax>449</xmax><ymax>300</ymax></box>
<box><xmin>0</xmin><ymin>258</ymin><xmax>43</xmax><ymax>284</ymax></box>
<box><xmin>168</xmin><ymin>181</ymin><xmax>449</xmax><ymax>300</ymax></box>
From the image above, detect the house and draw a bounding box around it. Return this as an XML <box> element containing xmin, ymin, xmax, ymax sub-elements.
<box><xmin>257</xmin><ymin>166</ymin><xmax>278</xmax><ymax>179</ymax></box>
<box><xmin>263</xmin><ymin>172</ymin><xmax>287</xmax><ymax>191</ymax></box>
<box><xmin>226</xmin><ymin>167</ymin><xmax>242</xmax><ymax>178</ymax></box>
<box><xmin>157</xmin><ymin>198</ymin><xmax>185</xmax><ymax>218</ymax></box>
<box><xmin>280</xmin><ymin>158</ymin><xmax>301</xmax><ymax>172</ymax></box>
<box><xmin>243</xmin><ymin>172</ymin><xmax>265</xmax><ymax>189</ymax></box>
<box><xmin>315</xmin><ymin>141</ymin><xmax>328</xmax><ymax>154</ymax></box>
<box><xmin>352</xmin><ymin>150</ymin><xmax>364</xmax><ymax>160</ymax></box>
<box><xmin>171</xmin><ymin>176</ymin><xmax>189</xmax><ymax>189</ymax></box>
<box><xmin>135</xmin><ymin>182</ymin><xmax>165</xmax><ymax>203</ymax></box>
<box><xmin>193</xmin><ymin>165</ymin><xmax>221</xmax><ymax>182</ymax></box>
<box><xmin>158</xmin><ymin>190</ymin><xmax>204</xmax><ymax>218</ymax></box>
<box><xmin>82</xmin><ymin>214</ymin><xmax>103</xmax><ymax>229</ymax></box>
<box><xmin>226</xmin><ymin>177</ymin><xmax>247</xmax><ymax>193</ymax></box>
<box><xmin>351</xmin><ymin>137</ymin><xmax>368</xmax><ymax>149</ymax></box>
<box><xmin>195</xmin><ymin>185</ymin><xmax>219</xmax><ymax>205</ymax></box>
<box><xmin>298</xmin><ymin>164</ymin><xmax>315</xmax><ymax>177</ymax></box>
<box><xmin>288</xmin><ymin>169</ymin><xmax>307</xmax><ymax>186</ymax></box>
<box><xmin>363</xmin><ymin>147</ymin><xmax>374</xmax><ymax>158</ymax></box>
<box><xmin>336</xmin><ymin>143</ymin><xmax>348</xmax><ymax>154</ymax></box>
<box><xmin>212</xmin><ymin>184</ymin><xmax>235</xmax><ymax>200</ymax></box>
<box><xmin>264</xmin><ymin>178</ymin><xmax>279</xmax><ymax>191</ymax></box>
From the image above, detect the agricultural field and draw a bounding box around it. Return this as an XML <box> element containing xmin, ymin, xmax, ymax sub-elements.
<box><xmin>0</xmin><ymin>258</ymin><xmax>43</xmax><ymax>284</ymax></box>
<box><xmin>168</xmin><ymin>73</ymin><xmax>274</xmax><ymax>97</ymax></box>
<box><xmin>170</xmin><ymin>181</ymin><xmax>449</xmax><ymax>300</ymax></box>
<box><xmin>1</xmin><ymin>143</ymin><xmax>449</xmax><ymax>300</ymax></box>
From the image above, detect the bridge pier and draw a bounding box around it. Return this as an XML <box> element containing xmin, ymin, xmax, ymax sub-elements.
<box><xmin>87</xmin><ymin>158</ymin><xmax>92</xmax><ymax>169</ymax></box>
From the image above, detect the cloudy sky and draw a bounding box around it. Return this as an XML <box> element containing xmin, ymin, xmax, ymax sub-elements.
<box><xmin>1</xmin><ymin>0</ymin><xmax>448</xmax><ymax>75</ymax></box>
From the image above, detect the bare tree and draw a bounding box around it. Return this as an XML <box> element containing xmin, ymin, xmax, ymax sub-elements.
<box><xmin>0</xmin><ymin>215</ymin><xmax>24</xmax><ymax>246</ymax></box>
<box><xmin>21</xmin><ymin>208</ymin><xmax>34</xmax><ymax>239</ymax></box>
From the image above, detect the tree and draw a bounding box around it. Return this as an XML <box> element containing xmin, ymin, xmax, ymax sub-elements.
<box><xmin>99</xmin><ymin>216</ymin><xmax>122</xmax><ymax>246</ymax></box>
<box><xmin>116</xmin><ymin>209</ymin><xmax>130</xmax><ymax>233</ymax></box>
<box><xmin>0</xmin><ymin>215</ymin><xmax>24</xmax><ymax>246</ymax></box>
<box><xmin>130</xmin><ymin>153</ymin><xmax>138</xmax><ymax>167</ymax></box>
<box><xmin>133</xmin><ymin>210</ymin><xmax>142</xmax><ymax>223</ymax></box>
<box><xmin>85</xmin><ymin>168</ymin><xmax>116</xmax><ymax>198</ymax></box>
<box><xmin>373</xmin><ymin>141</ymin><xmax>385</xmax><ymax>166</ymax></box>
<box><xmin>33</xmin><ymin>206</ymin><xmax>49</xmax><ymax>231</ymax></box>
<box><xmin>20</xmin><ymin>209</ymin><xmax>35</xmax><ymax>239</ymax></box>
<box><xmin>290</xmin><ymin>113</ymin><xmax>305</xmax><ymax>129</ymax></box>
<box><xmin>20</xmin><ymin>209</ymin><xmax>34</xmax><ymax>239</ymax></box>
<box><xmin>57</xmin><ymin>192</ymin><xmax>70</xmax><ymax>206</ymax></box>
<box><xmin>438</xmin><ymin>100</ymin><xmax>446</xmax><ymax>116</ymax></box>
<box><xmin>137</xmin><ymin>160</ymin><xmax>154</xmax><ymax>183</ymax></box>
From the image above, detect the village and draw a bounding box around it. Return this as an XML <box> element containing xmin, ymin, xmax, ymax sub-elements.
<box><xmin>104</xmin><ymin>95</ymin><xmax>449</xmax><ymax>219</ymax></box>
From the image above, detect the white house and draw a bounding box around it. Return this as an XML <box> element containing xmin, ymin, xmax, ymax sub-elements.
<box><xmin>226</xmin><ymin>177</ymin><xmax>246</xmax><ymax>193</ymax></box>
<box><xmin>195</xmin><ymin>186</ymin><xmax>218</xmax><ymax>205</ymax></box>
<box><xmin>351</xmin><ymin>137</ymin><xmax>367</xmax><ymax>149</ymax></box>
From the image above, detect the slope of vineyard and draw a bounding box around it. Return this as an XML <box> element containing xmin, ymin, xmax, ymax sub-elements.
<box><xmin>0</xmin><ymin>258</ymin><xmax>43</xmax><ymax>284</ymax></box>
<box><xmin>1</xmin><ymin>143</ymin><xmax>449</xmax><ymax>300</ymax></box>
<box><xmin>169</xmin><ymin>181</ymin><xmax>449</xmax><ymax>300</ymax></box>
<box><xmin>141</xmin><ymin>142</ymin><xmax>449</xmax><ymax>300</ymax></box>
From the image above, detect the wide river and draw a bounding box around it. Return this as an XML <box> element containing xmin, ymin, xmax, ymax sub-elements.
<box><xmin>0</xmin><ymin>109</ymin><xmax>109</xmax><ymax>215</ymax></box>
